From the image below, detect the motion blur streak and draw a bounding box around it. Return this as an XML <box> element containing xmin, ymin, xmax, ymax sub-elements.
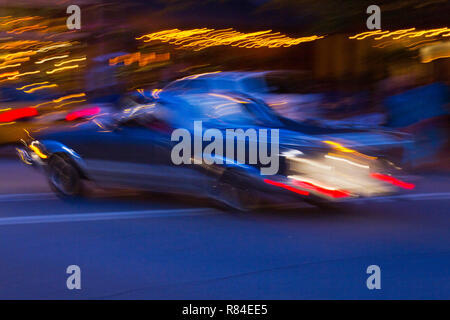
<box><xmin>137</xmin><ymin>28</ymin><xmax>324</xmax><ymax>50</ymax></box>
<box><xmin>28</xmin><ymin>142</ymin><xmax>47</xmax><ymax>159</ymax></box>
<box><xmin>35</xmin><ymin>55</ymin><xmax>69</xmax><ymax>64</ymax></box>
<box><xmin>23</xmin><ymin>84</ymin><xmax>58</xmax><ymax>93</ymax></box>
<box><xmin>16</xmin><ymin>81</ymin><xmax>49</xmax><ymax>90</ymax></box>
<box><xmin>323</xmin><ymin>141</ymin><xmax>377</xmax><ymax>160</ymax></box>
<box><xmin>65</xmin><ymin>107</ymin><xmax>100</xmax><ymax>121</ymax></box>
<box><xmin>54</xmin><ymin>99</ymin><xmax>87</xmax><ymax>109</ymax></box>
<box><xmin>54</xmin><ymin>57</ymin><xmax>86</xmax><ymax>67</ymax></box>
<box><xmin>7</xmin><ymin>70</ymin><xmax>39</xmax><ymax>80</ymax></box>
<box><xmin>53</xmin><ymin>93</ymin><xmax>86</xmax><ymax>103</ymax></box>
<box><xmin>349</xmin><ymin>27</ymin><xmax>449</xmax><ymax>40</ymax></box>
<box><xmin>0</xmin><ymin>70</ymin><xmax>18</xmax><ymax>78</ymax></box>
<box><xmin>263</xmin><ymin>179</ymin><xmax>309</xmax><ymax>196</ymax></box>
<box><xmin>181</xmin><ymin>71</ymin><xmax>221</xmax><ymax>80</ymax></box>
<box><xmin>0</xmin><ymin>63</ymin><xmax>20</xmax><ymax>70</ymax></box>
<box><xmin>324</xmin><ymin>154</ymin><xmax>370</xmax><ymax>169</ymax></box>
<box><xmin>46</xmin><ymin>64</ymin><xmax>79</xmax><ymax>74</ymax></box>
<box><xmin>370</xmin><ymin>173</ymin><xmax>416</xmax><ymax>190</ymax></box>
<box><xmin>0</xmin><ymin>107</ymin><xmax>37</xmax><ymax>122</ymax></box>
<box><xmin>292</xmin><ymin>179</ymin><xmax>351</xmax><ymax>199</ymax></box>
<box><xmin>208</xmin><ymin>93</ymin><xmax>249</xmax><ymax>104</ymax></box>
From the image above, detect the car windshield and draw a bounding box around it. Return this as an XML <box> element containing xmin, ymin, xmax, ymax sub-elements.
<box><xmin>176</xmin><ymin>94</ymin><xmax>282</xmax><ymax>128</ymax></box>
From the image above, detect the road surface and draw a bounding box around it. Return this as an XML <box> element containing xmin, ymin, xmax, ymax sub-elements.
<box><xmin>0</xmin><ymin>159</ymin><xmax>449</xmax><ymax>299</ymax></box>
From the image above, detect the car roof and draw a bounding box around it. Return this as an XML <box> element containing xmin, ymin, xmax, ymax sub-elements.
<box><xmin>176</xmin><ymin>71</ymin><xmax>273</xmax><ymax>82</ymax></box>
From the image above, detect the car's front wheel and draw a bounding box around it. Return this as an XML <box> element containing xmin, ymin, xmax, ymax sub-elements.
<box><xmin>47</xmin><ymin>154</ymin><xmax>84</xmax><ymax>199</ymax></box>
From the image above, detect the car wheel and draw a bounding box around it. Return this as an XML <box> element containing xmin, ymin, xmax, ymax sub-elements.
<box><xmin>213</xmin><ymin>169</ymin><xmax>260</xmax><ymax>212</ymax></box>
<box><xmin>47</xmin><ymin>154</ymin><xmax>84</xmax><ymax>199</ymax></box>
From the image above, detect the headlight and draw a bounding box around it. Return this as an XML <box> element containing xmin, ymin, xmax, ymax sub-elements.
<box><xmin>29</xmin><ymin>141</ymin><xmax>48</xmax><ymax>159</ymax></box>
<box><xmin>281</xmin><ymin>149</ymin><xmax>303</xmax><ymax>158</ymax></box>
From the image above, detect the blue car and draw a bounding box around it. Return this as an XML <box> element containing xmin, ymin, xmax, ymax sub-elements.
<box><xmin>17</xmin><ymin>88</ymin><xmax>415</xmax><ymax>211</ymax></box>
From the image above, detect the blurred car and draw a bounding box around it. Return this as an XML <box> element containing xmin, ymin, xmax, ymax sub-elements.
<box><xmin>161</xmin><ymin>71</ymin><xmax>323</xmax><ymax>121</ymax></box>
<box><xmin>162</xmin><ymin>72</ymin><xmax>416</xmax><ymax>164</ymax></box>
<box><xmin>17</xmin><ymin>90</ymin><xmax>415</xmax><ymax>211</ymax></box>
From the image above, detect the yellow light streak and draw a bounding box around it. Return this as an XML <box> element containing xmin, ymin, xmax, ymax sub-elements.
<box><xmin>46</xmin><ymin>64</ymin><xmax>79</xmax><ymax>74</ymax></box>
<box><xmin>422</xmin><ymin>53</ymin><xmax>450</xmax><ymax>63</ymax></box>
<box><xmin>0</xmin><ymin>51</ymin><xmax>36</xmax><ymax>61</ymax></box>
<box><xmin>30</xmin><ymin>101</ymin><xmax>53</xmax><ymax>108</ymax></box>
<box><xmin>7</xmin><ymin>70</ymin><xmax>40</xmax><ymax>80</ymax></box>
<box><xmin>348</xmin><ymin>30</ymin><xmax>387</xmax><ymax>40</ymax></box>
<box><xmin>0</xmin><ymin>63</ymin><xmax>20</xmax><ymax>70</ymax></box>
<box><xmin>0</xmin><ymin>57</ymin><xmax>30</xmax><ymax>65</ymax></box>
<box><xmin>137</xmin><ymin>28</ymin><xmax>324</xmax><ymax>50</ymax></box>
<box><xmin>17</xmin><ymin>81</ymin><xmax>49</xmax><ymax>90</ymax></box>
<box><xmin>53</xmin><ymin>93</ymin><xmax>86</xmax><ymax>103</ymax></box>
<box><xmin>349</xmin><ymin>27</ymin><xmax>449</xmax><ymax>41</ymax></box>
<box><xmin>29</xmin><ymin>143</ymin><xmax>47</xmax><ymax>159</ymax></box>
<box><xmin>35</xmin><ymin>54</ymin><xmax>69</xmax><ymax>64</ymax></box>
<box><xmin>37</xmin><ymin>43</ymin><xmax>71</xmax><ymax>53</ymax></box>
<box><xmin>373</xmin><ymin>28</ymin><xmax>416</xmax><ymax>40</ymax></box>
<box><xmin>54</xmin><ymin>57</ymin><xmax>86</xmax><ymax>66</ymax></box>
<box><xmin>322</xmin><ymin>141</ymin><xmax>377</xmax><ymax>160</ymax></box>
<box><xmin>0</xmin><ymin>16</ymin><xmax>38</xmax><ymax>26</ymax></box>
<box><xmin>7</xmin><ymin>24</ymin><xmax>47</xmax><ymax>34</ymax></box>
<box><xmin>24</xmin><ymin>84</ymin><xmax>58</xmax><ymax>93</ymax></box>
<box><xmin>0</xmin><ymin>121</ymin><xmax>16</xmax><ymax>126</ymax></box>
<box><xmin>54</xmin><ymin>99</ymin><xmax>86</xmax><ymax>109</ymax></box>
<box><xmin>0</xmin><ymin>71</ymin><xmax>18</xmax><ymax>78</ymax></box>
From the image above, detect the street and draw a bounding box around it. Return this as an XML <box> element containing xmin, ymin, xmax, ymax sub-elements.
<box><xmin>0</xmin><ymin>158</ymin><xmax>449</xmax><ymax>299</ymax></box>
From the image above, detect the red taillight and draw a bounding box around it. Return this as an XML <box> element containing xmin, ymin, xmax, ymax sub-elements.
<box><xmin>263</xmin><ymin>179</ymin><xmax>309</xmax><ymax>196</ymax></box>
<box><xmin>370</xmin><ymin>172</ymin><xmax>415</xmax><ymax>190</ymax></box>
<box><xmin>0</xmin><ymin>107</ymin><xmax>38</xmax><ymax>122</ymax></box>
<box><xmin>292</xmin><ymin>179</ymin><xmax>350</xmax><ymax>199</ymax></box>
<box><xmin>66</xmin><ymin>106</ymin><xmax>100</xmax><ymax>121</ymax></box>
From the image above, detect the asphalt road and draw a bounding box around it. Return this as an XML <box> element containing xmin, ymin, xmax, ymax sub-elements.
<box><xmin>0</xmin><ymin>159</ymin><xmax>449</xmax><ymax>299</ymax></box>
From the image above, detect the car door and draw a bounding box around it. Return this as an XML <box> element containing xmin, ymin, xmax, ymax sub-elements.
<box><xmin>75</xmin><ymin>121</ymin><xmax>155</xmax><ymax>187</ymax></box>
